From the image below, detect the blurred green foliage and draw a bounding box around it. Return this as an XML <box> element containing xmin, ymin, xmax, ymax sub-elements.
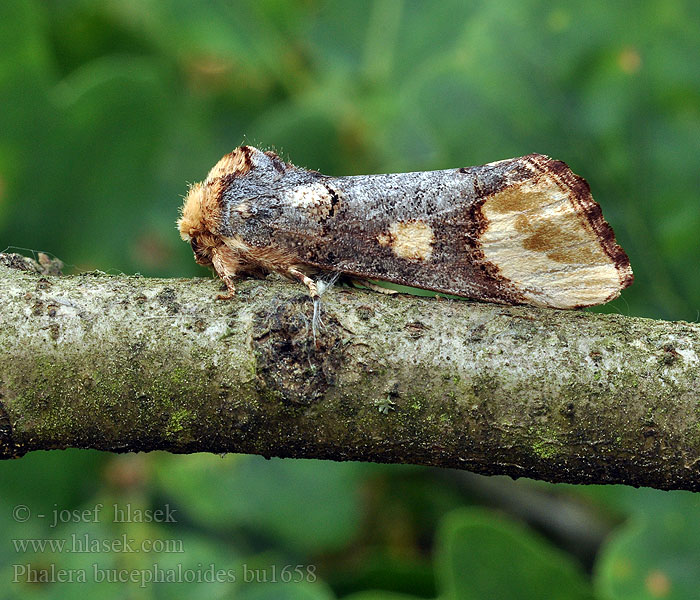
<box><xmin>1</xmin><ymin>0</ymin><xmax>699</xmax><ymax>598</ymax></box>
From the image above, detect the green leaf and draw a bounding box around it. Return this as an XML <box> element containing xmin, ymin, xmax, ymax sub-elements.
<box><xmin>0</xmin><ymin>449</ymin><xmax>106</xmax><ymax>520</ymax></box>
<box><xmin>436</xmin><ymin>508</ymin><xmax>593</xmax><ymax>600</ymax></box>
<box><xmin>343</xmin><ymin>592</ymin><xmax>424</xmax><ymax>600</ymax></box>
<box><xmin>595</xmin><ymin>491</ymin><xmax>700</xmax><ymax>600</ymax></box>
<box><xmin>154</xmin><ymin>454</ymin><xmax>365</xmax><ymax>555</ymax></box>
<box><xmin>236</xmin><ymin>580</ymin><xmax>336</xmax><ymax>600</ymax></box>
<box><xmin>329</xmin><ymin>549</ymin><xmax>435</xmax><ymax>599</ymax></box>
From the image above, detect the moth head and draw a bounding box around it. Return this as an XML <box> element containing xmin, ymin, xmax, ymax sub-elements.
<box><xmin>188</xmin><ymin>235</ymin><xmax>215</xmax><ymax>266</ymax></box>
<box><xmin>178</xmin><ymin>146</ymin><xmax>287</xmax><ymax>266</ymax></box>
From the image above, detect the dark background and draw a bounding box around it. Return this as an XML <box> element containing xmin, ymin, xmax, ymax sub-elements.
<box><xmin>1</xmin><ymin>1</ymin><xmax>699</xmax><ymax>598</ymax></box>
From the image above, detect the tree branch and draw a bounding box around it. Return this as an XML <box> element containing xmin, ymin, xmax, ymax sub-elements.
<box><xmin>2</xmin><ymin>254</ymin><xmax>699</xmax><ymax>491</ymax></box>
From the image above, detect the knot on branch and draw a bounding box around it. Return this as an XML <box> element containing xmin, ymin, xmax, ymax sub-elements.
<box><xmin>252</xmin><ymin>295</ymin><xmax>346</xmax><ymax>406</ymax></box>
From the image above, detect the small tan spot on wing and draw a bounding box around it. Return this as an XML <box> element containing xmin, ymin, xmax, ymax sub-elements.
<box><xmin>377</xmin><ymin>220</ymin><xmax>435</xmax><ymax>261</ymax></box>
<box><xmin>486</xmin><ymin>184</ymin><xmax>547</xmax><ymax>214</ymax></box>
<box><xmin>547</xmin><ymin>246</ymin><xmax>601</xmax><ymax>265</ymax></box>
<box><xmin>514</xmin><ymin>213</ymin><xmax>604</xmax><ymax>264</ymax></box>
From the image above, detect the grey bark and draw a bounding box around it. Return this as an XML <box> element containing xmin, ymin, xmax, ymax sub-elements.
<box><xmin>1</xmin><ymin>253</ymin><xmax>699</xmax><ymax>492</ymax></box>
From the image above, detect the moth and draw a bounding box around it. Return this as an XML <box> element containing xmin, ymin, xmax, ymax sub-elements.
<box><xmin>178</xmin><ymin>146</ymin><xmax>632</xmax><ymax>309</ymax></box>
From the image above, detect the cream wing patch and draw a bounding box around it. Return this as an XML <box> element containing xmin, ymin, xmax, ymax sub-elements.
<box><xmin>479</xmin><ymin>174</ymin><xmax>622</xmax><ymax>308</ymax></box>
<box><xmin>286</xmin><ymin>183</ymin><xmax>330</xmax><ymax>208</ymax></box>
<box><xmin>377</xmin><ymin>220</ymin><xmax>435</xmax><ymax>260</ymax></box>
<box><xmin>284</xmin><ymin>183</ymin><xmax>339</xmax><ymax>218</ymax></box>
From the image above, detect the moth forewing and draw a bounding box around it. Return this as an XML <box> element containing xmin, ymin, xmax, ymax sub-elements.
<box><xmin>178</xmin><ymin>146</ymin><xmax>632</xmax><ymax>309</ymax></box>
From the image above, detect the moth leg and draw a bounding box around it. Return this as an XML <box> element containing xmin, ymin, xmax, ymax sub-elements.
<box><xmin>349</xmin><ymin>277</ymin><xmax>398</xmax><ymax>295</ymax></box>
<box><xmin>288</xmin><ymin>267</ymin><xmax>324</xmax><ymax>346</ymax></box>
<box><xmin>288</xmin><ymin>267</ymin><xmax>320</xmax><ymax>300</ymax></box>
<box><xmin>211</xmin><ymin>246</ymin><xmax>240</xmax><ymax>300</ymax></box>
<box><xmin>216</xmin><ymin>275</ymin><xmax>237</xmax><ymax>300</ymax></box>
